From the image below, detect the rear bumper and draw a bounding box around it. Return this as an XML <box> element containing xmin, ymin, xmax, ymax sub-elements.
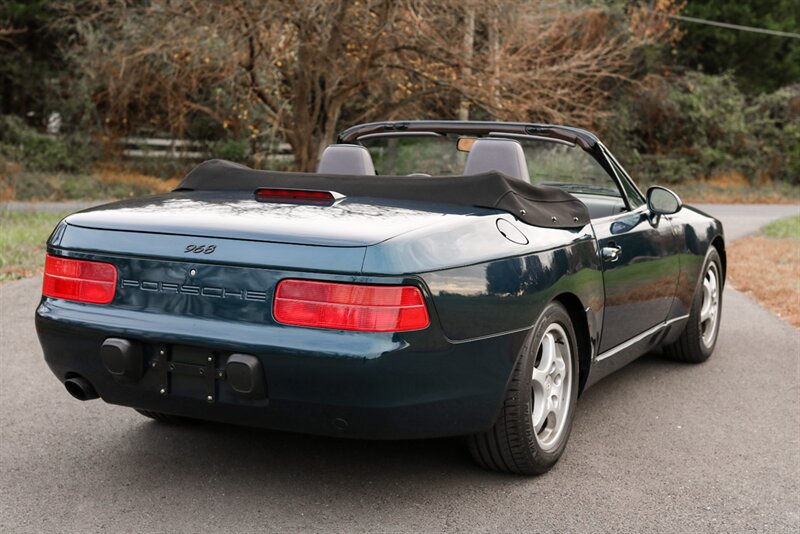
<box><xmin>36</xmin><ymin>298</ymin><xmax>528</xmax><ymax>439</ymax></box>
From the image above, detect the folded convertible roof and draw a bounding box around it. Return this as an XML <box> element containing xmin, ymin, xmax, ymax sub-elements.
<box><xmin>176</xmin><ymin>159</ymin><xmax>590</xmax><ymax>229</ymax></box>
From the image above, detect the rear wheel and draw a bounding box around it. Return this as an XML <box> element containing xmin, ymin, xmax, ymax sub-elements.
<box><xmin>468</xmin><ymin>302</ymin><xmax>579</xmax><ymax>475</ymax></box>
<box><xmin>663</xmin><ymin>248</ymin><xmax>723</xmax><ymax>363</ymax></box>
<box><xmin>134</xmin><ymin>409</ymin><xmax>196</xmax><ymax>424</ymax></box>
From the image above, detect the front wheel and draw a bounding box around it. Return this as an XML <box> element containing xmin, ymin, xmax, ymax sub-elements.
<box><xmin>468</xmin><ymin>302</ymin><xmax>579</xmax><ymax>475</ymax></box>
<box><xmin>663</xmin><ymin>247</ymin><xmax>723</xmax><ymax>363</ymax></box>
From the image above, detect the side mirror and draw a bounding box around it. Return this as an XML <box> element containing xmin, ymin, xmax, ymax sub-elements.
<box><xmin>646</xmin><ymin>186</ymin><xmax>682</xmax><ymax>216</ymax></box>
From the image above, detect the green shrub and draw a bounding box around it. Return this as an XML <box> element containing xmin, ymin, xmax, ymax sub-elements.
<box><xmin>2</xmin><ymin>171</ymin><xmax>60</xmax><ymax>200</ymax></box>
<box><xmin>747</xmin><ymin>85</ymin><xmax>800</xmax><ymax>185</ymax></box>
<box><xmin>2</xmin><ymin>169</ymin><xmax>173</xmax><ymax>201</ymax></box>
<box><xmin>0</xmin><ymin>115</ymin><xmax>100</xmax><ymax>173</ymax></box>
<box><xmin>601</xmin><ymin>74</ymin><xmax>800</xmax><ymax>185</ymax></box>
<box><xmin>209</xmin><ymin>139</ymin><xmax>250</xmax><ymax>163</ymax></box>
<box><xmin>59</xmin><ymin>173</ymin><xmax>99</xmax><ymax>199</ymax></box>
<box><xmin>122</xmin><ymin>158</ymin><xmax>192</xmax><ymax>180</ymax></box>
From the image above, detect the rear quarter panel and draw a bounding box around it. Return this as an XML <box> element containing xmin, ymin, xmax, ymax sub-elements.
<box><xmin>418</xmin><ymin>231</ymin><xmax>604</xmax><ymax>398</ymax></box>
<box><xmin>421</xmin><ymin>239</ymin><xmax>603</xmax><ymax>343</ymax></box>
<box><xmin>361</xmin><ymin>214</ymin><xmax>603</xmax><ymax>344</ymax></box>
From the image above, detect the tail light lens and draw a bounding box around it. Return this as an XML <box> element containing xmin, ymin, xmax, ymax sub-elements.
<box><xmin>42</xmin><ymin>255</ymin><xmax>117</xmax><ymax>304</ymax></box>
<box><xmin>274</xmin><ymin>279</ymin><xmax>430</xmax><ymax>332</ymax></box>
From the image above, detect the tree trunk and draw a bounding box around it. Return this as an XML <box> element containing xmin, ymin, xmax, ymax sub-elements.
<box><xmin>289</xmin><ymin>38</ymin><xmax>316</xmax><ymax>172</ymax></box>
<box><xmin>488</xmin><ymin>11</ymin><xmax>500</xmax><ymax>118</ymax></box>
<box><xmin>286</xmin><ymin>129</ymin><xmax>315</xmax><ymax>173</ymax></box>
<box><xmin>319</xmin><ymin>104</ymin><xmax>342</xmax><ymax>164</ymax></box>
<box><xmin>458</xmin><ymin>7</ymin><xmax>475</xmax><ymax>121</ymax></box>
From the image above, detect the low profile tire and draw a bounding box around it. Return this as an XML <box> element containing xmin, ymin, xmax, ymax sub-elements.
<box><xmin>664</xmin><ymin>247</ymin><xmax>723</xmax><ymax>363</ymax></box>
<box><xmin>134</xmin><ymin>409</ymin><xmax>196</xmax><ymax>424</ymax></box>
<box><xmin>468</xmin><ymin>302</ymin><xmax>579</xmax><ymax>475</ymax></box>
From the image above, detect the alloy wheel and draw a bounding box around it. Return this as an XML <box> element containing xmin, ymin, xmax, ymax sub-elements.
<box><xmin>531</xmin><ymin>323</ymin><xmax>573</xmax><ymax>452</ymax></box>
<box><xmin>700</xmin><ymin>262</ymin><xmax>720</xmax><ymax>348</ymax></box>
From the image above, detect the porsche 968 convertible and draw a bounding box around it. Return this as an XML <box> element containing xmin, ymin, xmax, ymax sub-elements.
<box><xmin>36</xmin><ymin>121</ymin><xmax>725</xmax><ymax>475</ymax></box>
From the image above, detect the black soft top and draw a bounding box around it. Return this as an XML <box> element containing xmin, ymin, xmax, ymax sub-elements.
<box><xmin>176</xmin><ymin>159</ymin><xmax>589</xmax><ymax>229</ymax></box>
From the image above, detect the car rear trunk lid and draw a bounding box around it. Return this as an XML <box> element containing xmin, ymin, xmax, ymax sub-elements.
<box><xmin>64</xmin><ymin>190</ymin><xmax>475</xmax><ymax>247</ymax></box>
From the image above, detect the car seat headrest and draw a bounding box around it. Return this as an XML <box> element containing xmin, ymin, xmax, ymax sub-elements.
<box><xmin>317</xmin><ymin>144</ymin><xmax>376</xmax><ymax>175</ymax></box>
<box><xmin>463</xmin><ymin>138</ymin><xmax>530</xmax><ymax>182</ymax></box>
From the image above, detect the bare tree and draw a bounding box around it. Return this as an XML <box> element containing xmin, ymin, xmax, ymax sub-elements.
<box><xmin>458</xmin><ymin>4</ymin><xmax>475</xmax><ymax>121</ymax></box>
<box><xmin>413</xmin><ymin>2</ymin><xmax>683</xmax><ymax>126</ymax></box>
<box><xmin>67</xmin><ymin>0</ymin><xmax>682</xmax><ymax>171</ymax></box>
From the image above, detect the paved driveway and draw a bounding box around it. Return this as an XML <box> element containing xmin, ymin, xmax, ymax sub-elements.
<box><xmin>692</xmin><ymin>203</ymin><xmax>799</xmax><ymax>241</ymax></box>
<box><xmin>1</xmin><ymin>204</ymin><xmax>798</xmax><ymax>532</ymax></box>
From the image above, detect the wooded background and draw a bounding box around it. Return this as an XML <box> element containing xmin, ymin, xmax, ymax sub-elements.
<box><xmin>1</xmin><ymin>0</ymin><xmax>798</xmax><ymax>192</ymax></box>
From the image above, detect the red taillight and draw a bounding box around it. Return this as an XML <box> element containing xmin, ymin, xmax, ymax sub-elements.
<box><xmin>42</xmin><ymin>255</ymin><xmax>117</xmax><ymax>304</ymax></box>
<box><xmin>273</xmin><ymin>279</ymin><xmax>430</xmax><ymax>332</ymax></box>
<box><xmin>255</xmin><ymin>188</ymin><xmax>338</xmax><ymax>205</ymax></box>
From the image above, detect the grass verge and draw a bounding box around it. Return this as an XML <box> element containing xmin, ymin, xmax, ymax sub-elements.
<box><xmin>727</xmin><ymin>215</ymin><xmax>800</xmax><ymax>327</ymax></box>
<box><xmin>763</xmin><ymin>215</ymin><xmax>800</xmax><ymax>239</ymax></box>
<box><xmin>1</xmin><ymin>160</ymin><xmax>179</xmax><ymax>201</ymax></box>
<box><xmin>0</xmin><ymin>210</ymin><xmax>69</xmax><ymax>281</ymax></box>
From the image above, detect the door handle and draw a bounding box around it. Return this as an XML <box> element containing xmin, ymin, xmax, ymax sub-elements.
<box><xmin>601</xmin><ymin>245</ymin><xmax>622</xmax><ymax>262</ymax></box>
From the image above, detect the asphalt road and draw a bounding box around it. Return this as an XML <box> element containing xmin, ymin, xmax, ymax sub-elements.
<box><xmin>1</xmin><ymin>204</ymin><xmax>798</xmax><ymax>533</ymax></box>
<box><xmin>691</xmin><ymin>203</ymin><xmax>799</xmax><ymax>241</ymax></box>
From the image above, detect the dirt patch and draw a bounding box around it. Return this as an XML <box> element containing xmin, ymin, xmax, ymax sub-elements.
<box><xmin>0</xmin><ymin>159</ymin><xmax>178</xmax><ymax>201</ymax></box>
<box><xmin>93</xmin><ymin>163</ymin><xmax>179</xmax><ymax>192</ymax></box>
<box><xmin>727</xmin><ymin>236</ymin><xmax>800</xmax><ymax>327</ymax></box>
<box><xmin>669</xmin><ymin>171</ymin><xmax>799</xmax><ymax>204</ymax></box>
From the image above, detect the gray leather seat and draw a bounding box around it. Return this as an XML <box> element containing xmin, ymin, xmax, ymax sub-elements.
<box><xmin>463</xmin><ymin>138</ymin><xmax>530</xmax><ymax>182</ymax></box>
<box><xmin>317</xmin><ymin>144</ymin><xmax>376</xmax><ymax>175</ymax></box>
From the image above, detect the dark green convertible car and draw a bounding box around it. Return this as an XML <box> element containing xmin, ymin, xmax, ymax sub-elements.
<box><xmin>36</xmin><ymin>121</ymin><xmax>725</xmax><ymax>475</ymax></box>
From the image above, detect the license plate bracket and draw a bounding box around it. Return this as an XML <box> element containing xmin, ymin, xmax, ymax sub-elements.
<box><xmin>156</xmin><ymin>345</ymin><xmax>223</xmax><ymax>403</ymax></box>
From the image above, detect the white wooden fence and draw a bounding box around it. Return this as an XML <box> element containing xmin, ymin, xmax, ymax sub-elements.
<box><xmin>121</xmin><ymin>137</ymin><xmax>293</xmax><ymax>161</ymax></box>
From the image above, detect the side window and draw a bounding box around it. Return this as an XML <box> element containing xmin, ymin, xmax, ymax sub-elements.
<box><xmin>520</xmin><ymin>141</ymin><xmax>623</xmax><ymax>199</ymax></box>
